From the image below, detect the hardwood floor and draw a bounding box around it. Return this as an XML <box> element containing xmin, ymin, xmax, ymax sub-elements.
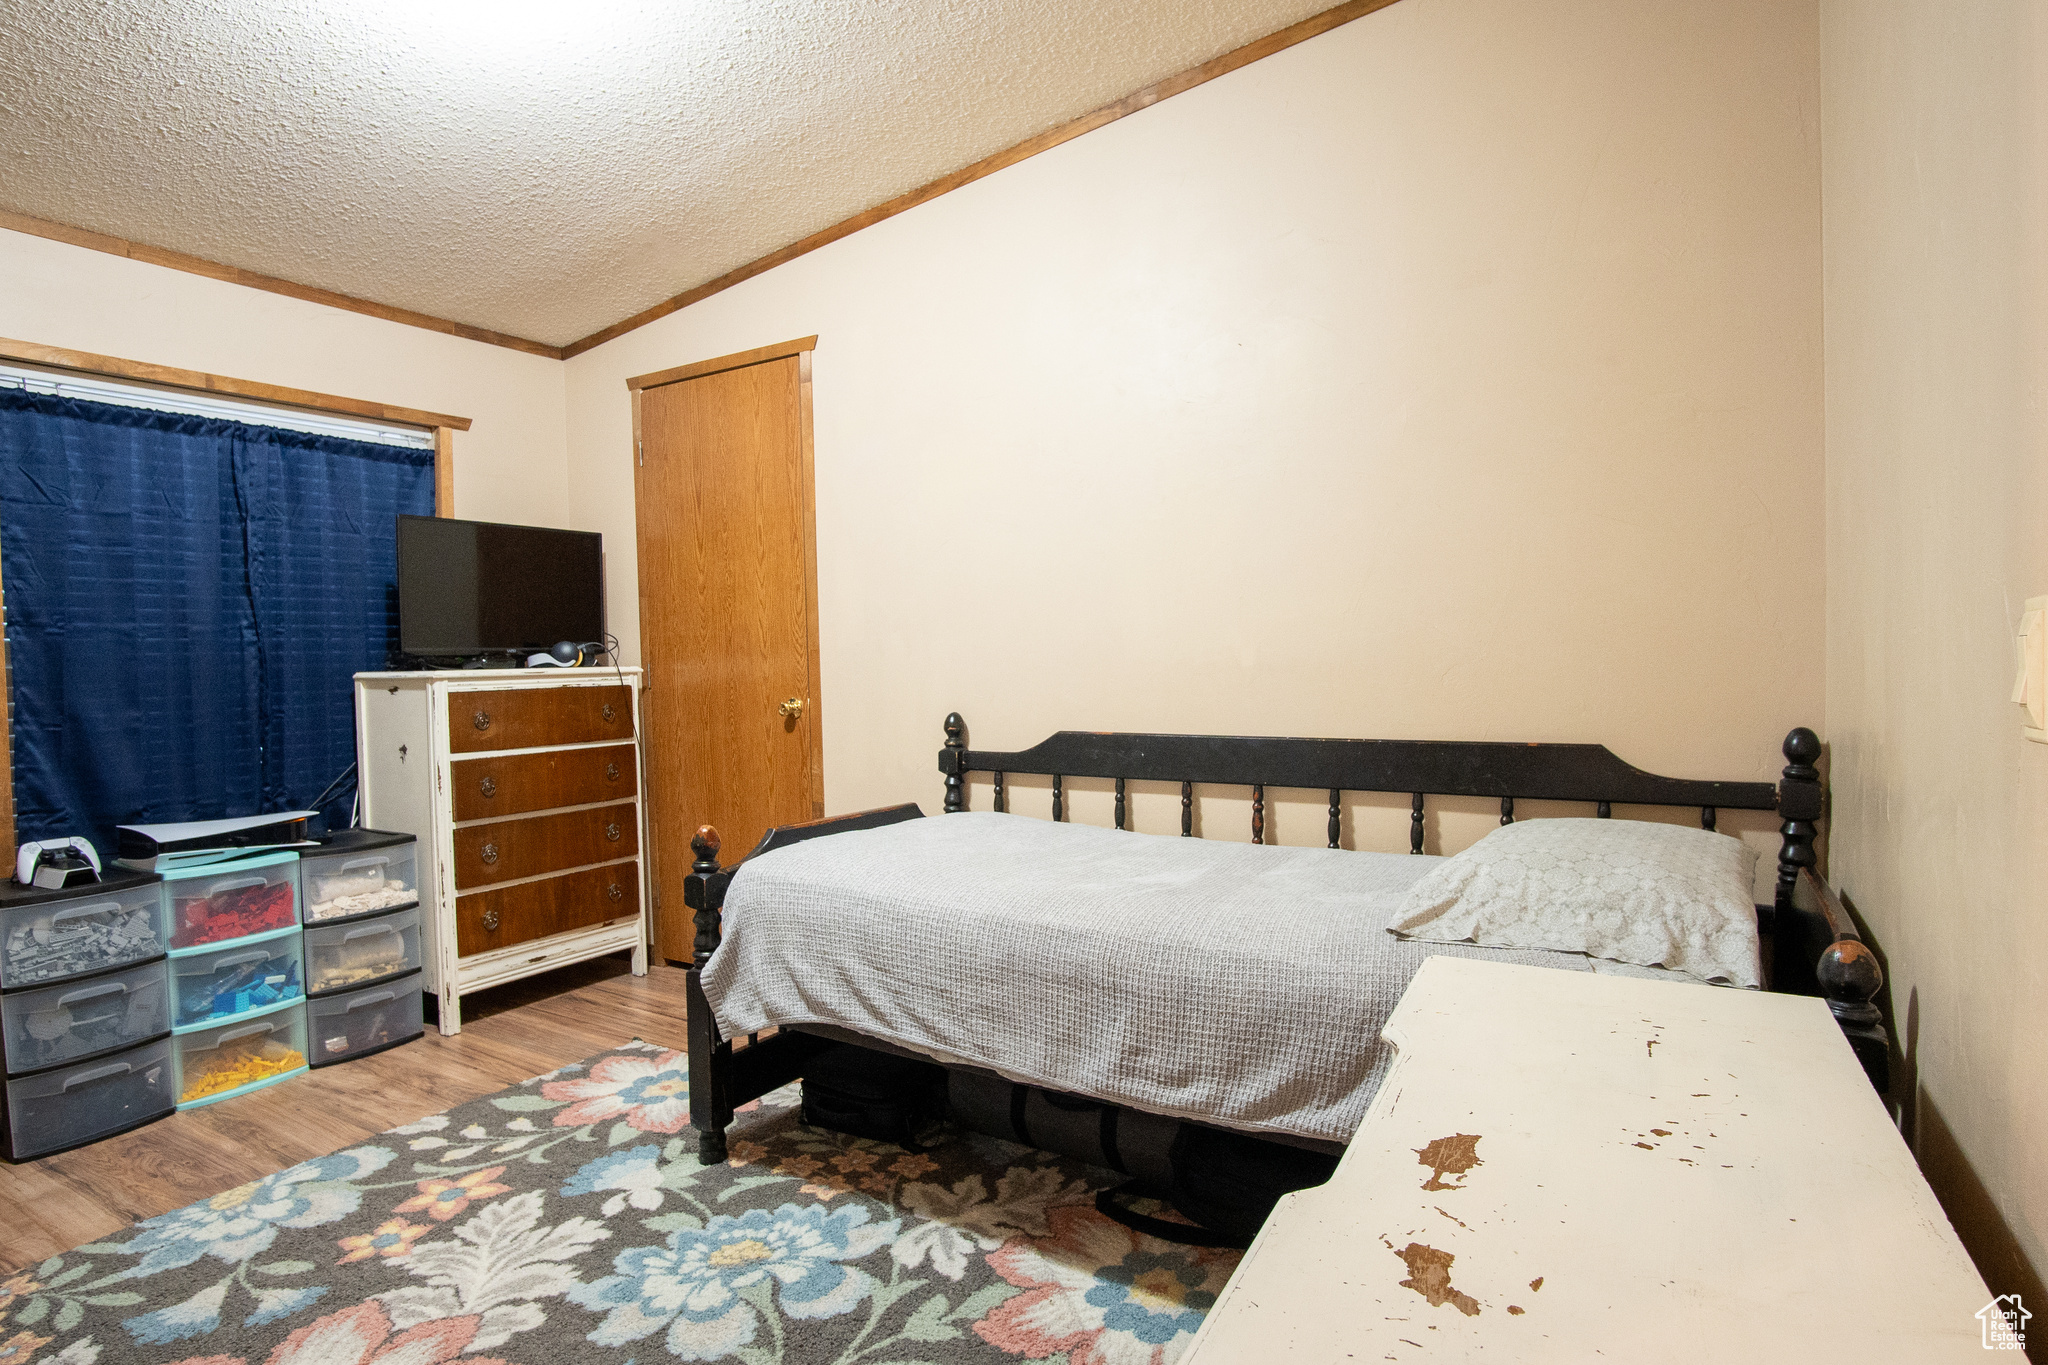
<box><xmin>0</xmin><ymin>953</ymin><xmax>687</xmax><ymax>1274</ymax></box>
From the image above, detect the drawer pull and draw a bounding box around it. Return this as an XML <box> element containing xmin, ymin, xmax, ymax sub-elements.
<box><xmin>480</xmin><ymin>776</ymin><xmax>498</xmax><ymax>798</ymax></box>
<box><xmin>604</xmin><ymin>822</ymin><xmax>622</xmax><ymax>842</ymax></box>
<box><xmin>481</xmin><ymin>909</ymin><xmax>500</xmax><ymax>931</ymax></box>
<box><xmin>602</xmin><ymin>702</ymin><xmax>618</xmax><ymax>723</ymax></box>
<box><xmin>346</xmin><ymin>990</ymin><xmax>397</xmax><ymax>1011</ymax></box>
<box><xmin>607</xmin><ymin>883</ymin><xmax>624</xmax><ymax>903</ymax></box>
<box><xmin>481</xmin><ymin>843</ymin><xmax>499</xmax><ymax>865</ymax></box>
<box><xmin>218</xmin><ymin>1020</ymin><xmax>278</xmax><ymax>1045</ymax></box>
<box><xmin>58</xmin><ymin>980</ymin><xmax>129</xmax><ymax>1005</ymax></box>
<box><xmin>50</xmin><ymin>901</ymin><xmax>122</xmax><ymax>926</ymax></box>
<box><xmin>473</xmin><ymin>710</ymin><xmax>492</xmax><ymax>732</ymax></box>
<box><xmin>61</xmin><ymin>1060</ymin><xmax>133</xmax><ymax>1090</ymax></box>
<box><xmin>605</xmin><ymin>762</ymin><xmax>621</xmax><ymax>781</ymax></box>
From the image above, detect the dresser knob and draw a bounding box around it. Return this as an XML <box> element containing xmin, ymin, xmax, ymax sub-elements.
<box><xmin>480</xmin><ymin>776</ymin><xmax>497</xmax><ymax>798</ymax></box>
<box><xmin>605</xmin><ymin>762</ymin><xmax>621</xmax><ymax>781</ymax></box>
<box><xmin>607</xmin><ymin>883</ymin><xmax>624</xmax><ymax>903</ymax></box>
<box><xmin>604</xmin><ymin>822</ymin><xmax>622</xmax><ymax>842</ymax></box>
<box><xmin>481</xmin><ymin>908</ymin><xmax>500</xmax><ymax>931</ymax></box>
<box><xmin>472</xmin><ymin>710</ymin><xmax>492</xmax><ymax>732</ymax></box>
<box><xmin>480</xmin><ymin>842</ymin><xmax>499</xmax><ymax>865</ymax></box>
<box><xmin>602</xmin><ymin>702</ymin><xmax>618</xmax><ymax>723</ymax></box>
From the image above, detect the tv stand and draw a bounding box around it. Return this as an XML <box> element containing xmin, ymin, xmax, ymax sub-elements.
<box><xmin>353</xmin><ymin>668</ymin><xmax>648</xmax><ymax>1033</ymax></box>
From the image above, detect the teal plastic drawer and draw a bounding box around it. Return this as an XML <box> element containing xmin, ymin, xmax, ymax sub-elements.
<box><xmin>173</xmin><ymin>999</ymin><xmax>308</xmax><ymax>1109</ymax></box>
<box><xmin>170</xmin><ymin>926</ymin><xmax>304</xmax><ymax>1028</ymax></box>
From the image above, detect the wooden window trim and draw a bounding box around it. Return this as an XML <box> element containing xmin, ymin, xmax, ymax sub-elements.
<box><xmin>0</xmin><ymin>337</ymin><xmax>472</xmax><ymax>431</ymax></box>
<box><xmin>0</xmin><ymin>336</ymin><xmax>470</xmax><ymax>852</ymax></box>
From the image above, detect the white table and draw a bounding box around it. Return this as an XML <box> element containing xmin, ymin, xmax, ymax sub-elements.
<box><xmin>1184</xmin><ymin>957</ymin><xmax>1993</xmax><ymax>1363</ymax></box>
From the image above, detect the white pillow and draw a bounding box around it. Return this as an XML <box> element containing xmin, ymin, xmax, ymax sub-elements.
<box><xmin>1388</xmin><ymin>819</ymin><xmax>1762</xmax><ymax>988</ymax></box>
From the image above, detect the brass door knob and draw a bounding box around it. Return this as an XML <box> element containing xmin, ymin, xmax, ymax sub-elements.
<box><xmin>778</xmin><ymin>697</ymin><xmax>805</xmax><ymax>719</ymax></box>
<box><xmin>480</xmin><ymin>776</ymin><xmax>497</xmax><ymax>798</ymax></box>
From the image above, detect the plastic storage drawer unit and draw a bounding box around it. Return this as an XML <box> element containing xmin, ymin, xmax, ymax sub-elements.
<box><xmin>174</xmin><ymin>999</ymin><xmax>308</xmax><ymax>1109</ymax></box>
<box><xmin>164</xmin><ymin>853</ymin><xmax>299</xmax><ymax>950</ymax></box>
<box><xmin>2</xmin><ymin>958</ymin><xmax>170</xmax><ymax>1076</ymax></box>
<box><xmin>305</xmin><ymin>906</ymin><xmax>420</xmax><ymax>996</ymax></box>
<box><xmin>170</xmin><ymin>927</ymin><xmax>304</xmax><ymax>1028</ymax></box>
<box><xmin>300</xmin><ymin>830</ymin><xmax>418</xmax><ymax>925</ymax></box>
<box><xmin>308</xmin><ymin>970</ymin><xmax>424</xmax><ymax>1067</ymax></box>
<box><xmin>0</xmin><ymin>871</ymin><xmax>165</xmax><ymax>990</ymax></box>
<box><xmin>3</xmin><ymin>1036</ymin><xmax>174</xmax><ymax>1161</ymax></box>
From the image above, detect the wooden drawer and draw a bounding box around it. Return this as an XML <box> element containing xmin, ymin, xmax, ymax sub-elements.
<box><xmin>451</xmin><ymin>742</ymin><xmax>637</xmax><ymax>821</ymax></box>
<box><xmin>452</xmin><ymin>801</ymin><xmax>638</xmax><ymax>890</ymax></box>
<box><xmin>448</xmin><ymin>684</ymin><xmax>634</xmax><ymax>754</ymax></box>
<box><xmin>457</xmin><ymin>862</ymin><xmax>638</xmax><ymax>956</ymax></box>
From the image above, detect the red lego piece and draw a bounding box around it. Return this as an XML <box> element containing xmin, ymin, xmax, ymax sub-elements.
<box><xmin>175</xmin><ymin>880</ymin><xmax>296</xmax><ymax>947</ymax></box>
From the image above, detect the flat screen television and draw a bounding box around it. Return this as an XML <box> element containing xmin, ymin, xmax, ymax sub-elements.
<box><xmin>396</xmin><ymin>515</ymin><xmax>604</xmax><ymax>658</ymax></box>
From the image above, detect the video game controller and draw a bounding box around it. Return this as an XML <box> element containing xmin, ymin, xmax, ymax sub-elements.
<box><xmin>17</xmin><ymin>837</ymin><xmax>102</xmax><ymax>889</ymax></box>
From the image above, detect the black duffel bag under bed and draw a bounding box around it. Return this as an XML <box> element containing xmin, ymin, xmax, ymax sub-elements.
<box><xmin>798</xmin><ymin>1042</ymin><xmax>1336</xmax><ymax>1249</ymax></box>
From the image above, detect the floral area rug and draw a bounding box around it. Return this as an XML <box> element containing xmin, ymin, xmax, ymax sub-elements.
<box><xmin>1</xmin><ymin>1041</ymin><xmax>1238</xmax><ymax>1365</ymax></box>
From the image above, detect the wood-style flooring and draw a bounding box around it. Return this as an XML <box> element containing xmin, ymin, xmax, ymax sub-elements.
<box><xmin>0</xmin><ymin>952</ymin><xmax>686</xmax><ymax>1275</ymax></box>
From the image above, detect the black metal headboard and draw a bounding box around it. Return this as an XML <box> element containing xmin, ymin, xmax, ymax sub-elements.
<box><xmin>936</xmin><ymin>715</ymin><xmax>1825</xmax><ymax>915</ymax></box>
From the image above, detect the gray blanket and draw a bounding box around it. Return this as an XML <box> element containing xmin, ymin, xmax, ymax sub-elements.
<box><xmin>702</xmin><ymin>811</ymin><xmax>1599</xmax><ymax>1143</ymax></box>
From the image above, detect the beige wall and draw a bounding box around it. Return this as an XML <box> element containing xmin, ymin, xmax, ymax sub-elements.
<box><xmin>1821</xmin><ymin>0</ymin><xmax>2048</xmax><ymax>1312</ymax></box>
<box><xmin>0</xmin><ymin>228</ymin><xmax>569</xmax><ymax>527</ymax></box>
<box><xmin>565</xmin><ymin>0</ymin><xmax>1823</xmax><ymax>858</ymax></box>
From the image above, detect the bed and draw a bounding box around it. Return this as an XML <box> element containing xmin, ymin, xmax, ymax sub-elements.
<box><xmin>681</xmin><ymin>718</ymin><xmax>1886</xmax><ymax>1165</ymax></box>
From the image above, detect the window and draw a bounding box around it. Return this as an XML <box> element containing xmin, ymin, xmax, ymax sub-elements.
<box><xmin>0</xmin><ymin>363</ymin><xmax>441</xmax><ymax>855</ymax></box>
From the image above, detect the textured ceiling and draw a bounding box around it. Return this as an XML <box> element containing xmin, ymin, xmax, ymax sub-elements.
<box><xmin>0</xmin><ymin>0</ymin><xmax>1334</xmax><ymax>347</ymax></box>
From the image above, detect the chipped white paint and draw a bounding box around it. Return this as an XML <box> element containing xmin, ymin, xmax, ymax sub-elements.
<box><xmin>0</xmin><ymin>0</ymin><xmax>1332</xmax><ymax>345</ymax></box>
<box><xmin>1186</xmin><ymin>957</ymin><xmax>1993</xmax><ymax>1362</ymax></box>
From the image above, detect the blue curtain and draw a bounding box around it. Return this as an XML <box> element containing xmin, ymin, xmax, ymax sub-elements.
<box><xmin>0</xmin><ymin>389</ymin><xmax>435</xmax><ymax>855</ymax></box>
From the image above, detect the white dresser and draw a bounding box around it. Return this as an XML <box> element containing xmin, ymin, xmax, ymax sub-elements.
<box><xmin>354</xmin><ymin>669</ymin><xmax>649</xmax><ymax>1033</ymax></box>
<box><xmin>1186</xmin><ymin>957</ymin><xmax>1995</xmax><ymax>1363</ymax></box>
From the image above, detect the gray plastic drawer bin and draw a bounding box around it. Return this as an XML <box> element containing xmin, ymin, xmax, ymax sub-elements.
<box><xmin>3</xmin><ymin>1036</ymin><xmax>174</xmax><ymax>1160</ymax></box>
<box><xmin>304</xmin><ymin>906</ymin><xmax>421</xmax><ymax>996</ymax></box>
<box><xmin>0</xmin><ymin>879</ymin><xmax>165</xmax><ymax>990</ymax></box>
<box><xmin>301</xmin><ymin>836</ymin><xmax>418</xmax><ymax>925</ymax></box>
<box><xmin>308</xmin><ymin>970</ymin><xmax>424</xmax><ymax>1067</ymax></box>
<box><xmin>2</xmin><ymin>958</ymin><xmax>170</xmax><ymax>1076</ymax></box>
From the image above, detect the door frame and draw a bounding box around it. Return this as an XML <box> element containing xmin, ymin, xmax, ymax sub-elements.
<box><xmin>628</xmin><ymin>334</ymin><xmax>823</xmax><ymax>962</ymax></box>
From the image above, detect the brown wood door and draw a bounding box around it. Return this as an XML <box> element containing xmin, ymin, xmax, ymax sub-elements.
<box><xmin>633</xmin><ymin>338</ymin><xmax>822</xmax><ymax>962</ymax></box>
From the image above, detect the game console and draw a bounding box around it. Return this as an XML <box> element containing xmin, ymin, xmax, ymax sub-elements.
<box><xmin>17</xmin><ymin>837</ymin><xmax>102</xmax><ymax>889</ymax></box>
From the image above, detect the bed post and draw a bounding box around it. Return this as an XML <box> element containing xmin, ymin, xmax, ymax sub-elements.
<box><xmin>1774</xmin><ymin>728</ymin><xmax>1823</xmax><ymax>915</ymax></box>
<box><xmin>684</xmin><ymin>825</ymin><xmax>733</xmax><ymax>1164</ymax></box>
<box><xmin>942</xmin><ymin>712</ymin><xmax>968</xmax><ymax>813</ymax></box>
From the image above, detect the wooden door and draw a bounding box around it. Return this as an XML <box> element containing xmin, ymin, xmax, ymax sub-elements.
<box><xmin>632</xmin><ymin>337</ymin><xmax>822</xmax><ymax>961</ymax></box>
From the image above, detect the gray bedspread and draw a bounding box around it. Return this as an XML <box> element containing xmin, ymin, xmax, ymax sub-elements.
<box><xmin>703</xmin><ymin>811</ymin><xmax>1605</xmax><ymax>1143</ymax></box>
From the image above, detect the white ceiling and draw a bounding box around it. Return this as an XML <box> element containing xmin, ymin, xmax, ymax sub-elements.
<box><xmin>0</xmin><ymin>0</ymin><xmax>1334</xmax><ymax>347</ymax></box>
